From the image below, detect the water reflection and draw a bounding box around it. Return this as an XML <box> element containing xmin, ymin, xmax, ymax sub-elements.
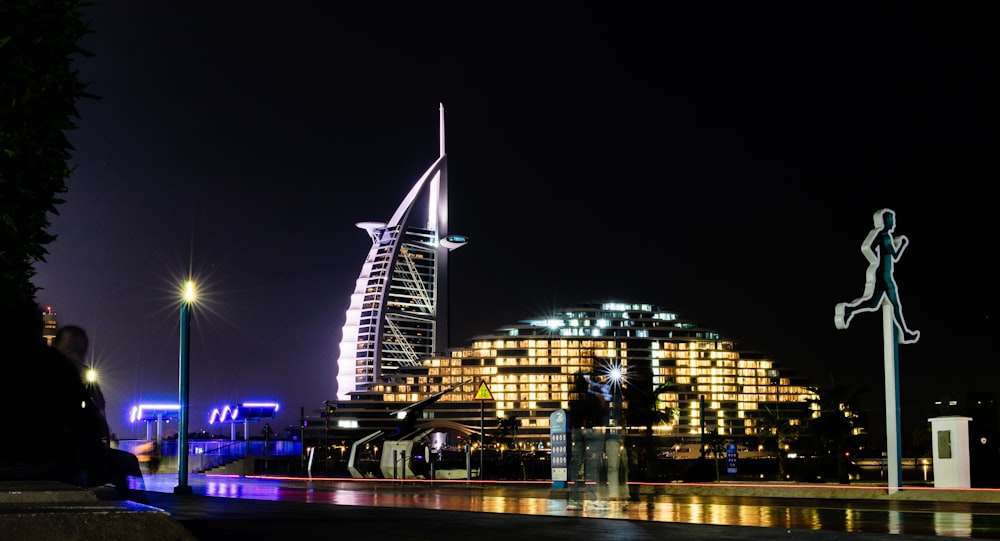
<box><xmin>888</xmin><ymin>509</ymin><xmax>902</xmax><ymax>535</ymax></box>
<box><xmin>936</xmin><ymin>513</ymin><xmax>973</xmax><ymax>538</ymax></box>
<box><xmin>137</xmin><ymin>475</ymin><xmax>1000</xmax><ymax>539</ymax></box>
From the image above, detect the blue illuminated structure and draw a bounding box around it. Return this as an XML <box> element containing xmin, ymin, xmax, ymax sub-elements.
<box><xmin>129</xmin><ymin>403</ymin><xmax>179</xmax><ymax>443</ymax></box>
<box><xmin>209</xmin><ymin>402</ymin><xmax>280</xmax><ymax>440</ymax></box>
<box><xmin>130</xmin><ymin>401</ymin><xmax>280</xmax><ymax>442</ymax></box>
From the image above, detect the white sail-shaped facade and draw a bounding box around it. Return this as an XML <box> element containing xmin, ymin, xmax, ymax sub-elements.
<box><xmin>336</xmin><ymin>105</ymin><xmax>462</xmax><ymax>399</ymax></box>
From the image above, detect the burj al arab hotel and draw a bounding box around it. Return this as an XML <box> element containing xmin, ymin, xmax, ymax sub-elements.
<box><xmin>336</xmin><ymin>104</ymin><xmax>467</xmax><ymax>400</ymax></box>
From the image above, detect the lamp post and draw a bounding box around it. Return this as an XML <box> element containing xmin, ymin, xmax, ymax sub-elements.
<box><xmin>175</xmin><ymin>280</ymin><xmax>195</xmax><ymax>494</ymax></box>
<box><xmin>607</xmin><ymin>363</ymin><xmax>624</xmax><ymax>427</ymax></box>
<box><xmin>604</xmin><ymin>361</ymin><xmax>626</xmax><ymax>504</ymax></box>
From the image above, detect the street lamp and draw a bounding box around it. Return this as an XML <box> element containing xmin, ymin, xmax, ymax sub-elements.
<box><xmin>175</xmin><ymin>279</ymin><xmax>196</xmax><ymax>494</ymax></box>
<box><xmin>604</xmin><ymin>361</ymin><xmax>625</xmax><ymax>427</ymax></box>
<box><xmin>601</xmin><ymin>359</ymin><xmax>627</xmax><ymax>503</ymax></box>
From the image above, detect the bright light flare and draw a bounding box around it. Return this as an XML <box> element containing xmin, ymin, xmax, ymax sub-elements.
<box><xmin>85</xmin><ymin>367</ymin><xmax>98</xmax><ymax>383</ymax></box>
<box><xmin>599</xmin><ymin>359</ymin><xmax>629</xmax><ymax>391</ymax></box>
<box><xmin>608</xmin><ymin>365</ymin><xmax>624</xmax><ymax>383</ymax></box>
<box><xmin>183</xmin><ymin>280</ymin><xmax>196</xmax><ymax>302</ymax></box>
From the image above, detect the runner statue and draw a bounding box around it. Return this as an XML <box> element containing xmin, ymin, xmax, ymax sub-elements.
<box><xmin>835</xmin><ymin>208</ymin><xmax>920</xmax><ymax>344</ymax></box>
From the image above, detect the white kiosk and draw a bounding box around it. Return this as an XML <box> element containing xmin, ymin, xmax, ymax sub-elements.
<box><xmin>929</xmin><ymin>415</ymin><xmax>973</xmax><ymax>488</ymax></box>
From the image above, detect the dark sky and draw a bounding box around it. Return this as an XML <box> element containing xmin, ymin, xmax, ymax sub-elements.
<box><xmin>34</xmin><ymin>3</ymin><xmax>998</xmax><ymax>442</ymax></box>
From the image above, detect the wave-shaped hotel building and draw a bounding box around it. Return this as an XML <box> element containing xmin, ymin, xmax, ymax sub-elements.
<box><xmin>328</xmin><ymin>106</ymin><xmax>818</xmax><ymax>448</ymax></box>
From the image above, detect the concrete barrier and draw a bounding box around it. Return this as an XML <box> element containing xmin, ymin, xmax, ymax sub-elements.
<box><xmin>0</xmin><ymin>481</ymin><xmax>197</xmax><ymax>541</ymax></box>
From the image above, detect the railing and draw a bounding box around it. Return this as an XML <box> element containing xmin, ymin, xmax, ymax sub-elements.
<box><xmin>118</xmin><ymin>439</ymin><xmax>302</xmax><ymax>472</ymax></box>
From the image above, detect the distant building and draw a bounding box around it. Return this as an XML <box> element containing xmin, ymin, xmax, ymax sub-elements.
<box><xmin>328</xmin><ymin>107</ymin><xmax>817</xmax><ymax>448</ymax></box>
<box><xmin>327</xmin><ymin>301</ymin><xmax>818</xmax><ymax>446</ymax></box>
<box><xmin>41</xmin><ymin>306</ymin><xmax>57</xmax><ymax>345</ymax></box>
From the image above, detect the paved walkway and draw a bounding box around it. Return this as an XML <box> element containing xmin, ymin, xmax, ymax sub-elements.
<box><xmin>138</xmin><ymin>474</ymin><xmax>1000</xmax><ymax>540</ymax></box>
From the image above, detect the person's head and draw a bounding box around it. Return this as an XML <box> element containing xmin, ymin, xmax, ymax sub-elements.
<box><xmin>53</xmin><ymin>325</ymin><xmax>89</xmax><ymax>366</ymax></box>
<box><xmin>878</xmin><ymin>209</ymin><xmax>896</xmax><ymax>231</ymax></box>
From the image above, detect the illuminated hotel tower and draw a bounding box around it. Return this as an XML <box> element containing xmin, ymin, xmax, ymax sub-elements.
<box><xmin>336</xmin><ymin>104</ymin><xmax>466</xmax><ymax>399</ymax></box>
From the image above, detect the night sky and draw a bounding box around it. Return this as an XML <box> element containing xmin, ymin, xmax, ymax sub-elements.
<box><xmin>34</xmin><ymin>3</ymin><xmax>998</xmax><ymax>443</ymax></box>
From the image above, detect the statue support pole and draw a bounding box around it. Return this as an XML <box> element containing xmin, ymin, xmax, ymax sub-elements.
<box><xmin>882</xmin><ymin>300</ymin><xmax>902</xmax><ymax>494</ymax></box>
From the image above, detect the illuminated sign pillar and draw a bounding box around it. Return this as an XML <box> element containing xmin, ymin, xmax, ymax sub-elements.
<box><xmin>835</xmin><ymin>208</ymin><xmax>920</xmax><ymax>494</ymax></box>
<box><xmin>550</xmin><ymin>409</ymin><xmax>568</xmax><ymax>488</ymax></box>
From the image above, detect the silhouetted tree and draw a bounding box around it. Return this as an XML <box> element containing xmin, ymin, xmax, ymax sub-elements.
<box><xmin>0</xmin><ymin>1</ymin><xmax>94</xmax><ymax>322</ymax></box>
<box><xmin>756</xmin><ymin>405</ymin><xmax>801</xmax><ymax>480</ymax></box>
<box><xmin>496</xmin><ymin>415</ymin><xmax>524</xmax><ymax>479</ymax></box>
<box><xmin>703</xmin><ymin>429</ymin><xmax>727</xmax><ymax>481</ymax></box>
<box><xmin>625</xmin><ymin>378</ymin><xmax>679</xmax><ymax>481</ymax></box>
<box><xmin>496</xmin><ymin>415</ymin><xmax>520</xmax><ymax>449</ymax></box>
<box><xmin>804</xmin><ymin>378</ymin><xmax>870</xmax><ymax>483</ymax></box>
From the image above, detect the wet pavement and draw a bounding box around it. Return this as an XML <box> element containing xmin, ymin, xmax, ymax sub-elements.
<box><xmin>137</xmin><ymin>474</ymin><xmax>1000</xmax><ymax>540</ymax></box>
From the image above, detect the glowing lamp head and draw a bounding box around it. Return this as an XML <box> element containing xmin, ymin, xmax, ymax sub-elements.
<box><xmin>85</xmin><ymin>368</ymin><xmax>97</xmax><ymax>383</ymax></box>
<box><xmin>183</xmin><ymin>280</ymin><xmax>196</xmax><ymax>303</ymax></box>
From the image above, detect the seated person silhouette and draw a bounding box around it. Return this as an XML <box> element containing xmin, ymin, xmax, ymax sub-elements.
<box><xmin>2</xmin><ymin>307</ymin><xmax>145</xmax><ymax>501</ymax></box>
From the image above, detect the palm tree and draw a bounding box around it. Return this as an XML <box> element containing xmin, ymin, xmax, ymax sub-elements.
<box><xmin>625</xmin><ymin>380</ymin><xmax>679</xmax><ymax>481</ymax></box>
<box><xmin>496</xmin><ymin>415</ymin><xmax>525</xmax><ymax>479</ymax></box>
<box><xmin>755</xmin><ymin>405</ymin><xmax>801</xmax><ymax>480</ymax></box>
<box><xmin>804</xmin><ymin>378</ymin><xmax>870</xmax><ymax>483</ymax></box>
<box><xmin>702</xmin><ymin>428</ymin><xmax>728</xmax><ymax>481</ymax></box>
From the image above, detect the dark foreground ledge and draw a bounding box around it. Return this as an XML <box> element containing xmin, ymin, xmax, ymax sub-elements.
<box><xmin>0</xmin><ymin>480</ymin><xmax>196</xmax><ymax>541</ymax></box>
